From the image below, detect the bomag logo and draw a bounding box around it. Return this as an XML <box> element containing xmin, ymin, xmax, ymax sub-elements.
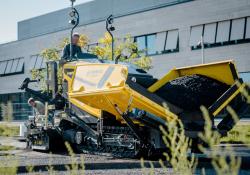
<box><xmin>86</xmin><ymin>70</ymin><xmax>104</xmax><ymax>77</ymax></box>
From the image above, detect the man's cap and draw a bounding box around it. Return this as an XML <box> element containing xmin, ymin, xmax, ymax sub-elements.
<box><xmin>28</xmin><ymin>98</ymin><xmax>34</xmax><ymax>104</ymax></box>
<box><xmin>72</xmin><ymin>32</ymin><xmax>80</xmax><ymax>37</ymax></box>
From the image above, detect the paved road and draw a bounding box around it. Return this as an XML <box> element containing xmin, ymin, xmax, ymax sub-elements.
<box><xmin>0</xmin><ymin>137</ymin><xmax>250</xmax><ymax>175</ymax></box>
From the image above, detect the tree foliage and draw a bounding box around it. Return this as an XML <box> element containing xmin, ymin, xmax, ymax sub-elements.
<box><xmin>91</xmin><ymin>33</ymin><xmax>152</xmax><ymax>70</ymax></box>
<box><xmin>30</xmin><ymin>33</ymin><xmax>152</xmax><ymax>91</ymax></box>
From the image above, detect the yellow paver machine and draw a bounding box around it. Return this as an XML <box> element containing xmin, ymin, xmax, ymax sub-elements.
<box><xmin>20</xmin><ymin>1</ymin><xmax>249</xmax><ymax>157</ymax></box>
<box><xmin>58</xmin><ymin>59</ymin><xmax>248</xmax><ymax>156</ymax></box>
<box><xmin>21</xmin><ymin>57</ymin><xmax>249</xmax><ymax>157</ymax></box>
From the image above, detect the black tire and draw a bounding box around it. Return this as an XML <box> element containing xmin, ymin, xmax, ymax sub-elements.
<box><xmin>155</xmin><ymin>74</ymin><xmax>229</xmax><ymax>111</ymax></box>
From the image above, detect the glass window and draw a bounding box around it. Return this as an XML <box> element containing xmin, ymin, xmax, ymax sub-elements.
<box><xmin>216</xmin><ymin>20</ymin><xmax>230</xmax><ymax>43</ymax></box>
<box><xmin>147</xmin><ymin>34</ymin><xmax>156</xmax><ymax>55</ymax></box>
<box><xmin>1</xmin><ymin>92</ymin><xmax>33</xmax><ymax>121</ymax></box>
<box><xmin>135</xmin><ymin>36</ymin><xmax>146</xmax><ymax>52</ymax></box>
<box><xmin>34</xmin><ymin>56</ymin><xmax>43</xmax><ymax>69</ymax></box>
<box><xmin>29</xmin><ymin>55</ymin><xmax>37</xmax><ymax>70</ymax></box>
<box><xmin>0</xmin><ymin>61</ymin><xmax>7</xmax><ymax>75</ymax></box>
<box><xmin>16</xmin><ymin>58</ymin><xmax>24</xmax><ymax>72</ymax></box>
<box><xmin>165</xmin><ymin>30</ymin><xmax>179</xmax><ymax>50</ymax></box>
<box><xmin>245</xmin><ymin>17</ymin><xmax>250</xmax><ymax>39</ymax></box>
<box><xmin>5</xmin><ymin>60</ymin><xmax>13</xmax><ymax>74</ymax></box>
<box><xmin>204</xmin><ymin>23</ymin><xmax>216</xmax><ymax>44</ymax></box>
<box><xmin>10</xmin><ymin>59</ymin><xmax>19</xmax><ymax>73</ymax></box>
<box><xmin>230</xmin><ymin>18</ymin><xmax>245</xmax><ymax>41</ymax></box>
<box><xmin>135</xmin><ymin>34</ymin><xmax>156</xmax><ymax>55</ymax></box>
<box><xmin>41</xmin><ymin>57</ymin><xmax>46</xmax><ymax>69</ymax></box>
<box><xmin>155</xmin><ymin>32</ymin><xmax>166</xmax><ymax>53</ymax></box>
<box><xmin>190</xmin><ymin>25</ymin><xmax>203</xmax><ymax>47</ymax></box>
<box><xmin>0</xmin><ymin>58</ymin><xmax>24</xmax><ymax>75</ymax></box>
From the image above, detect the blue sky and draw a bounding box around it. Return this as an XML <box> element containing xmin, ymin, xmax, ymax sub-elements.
<box><xmin>0</xmin><ymin>0</ymin><xmax>92</xmax><ymax>44</ymax></box>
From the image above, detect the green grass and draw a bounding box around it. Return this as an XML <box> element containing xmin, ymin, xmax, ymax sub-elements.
<box><xmin>0</xmin><ymin>145</ymin><xmax>15</xmax><ymax>151</ymax></box>
<box><xmin>0</xmin><ymin>125</ymin><xmax>19</xmax><ymax>137</ymax></box>
<box><xmin>220</xmin><ymin>125</ymin><xmax>250</xmax><ymax>144</ymax></box>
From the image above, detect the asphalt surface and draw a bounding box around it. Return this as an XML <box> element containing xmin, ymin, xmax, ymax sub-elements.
<box><xmin>156</xmin><ymin>74</ymin><xmax>229</xmax><ymax>110</ymax></box>
<box><xmin>0</xmin><ymin>136</ymin><xmax>250</xmax><ymax>175</ymax></box>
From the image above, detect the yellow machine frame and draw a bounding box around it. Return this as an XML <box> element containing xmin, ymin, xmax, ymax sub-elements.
<box><xmin>63</xmin><ymin>60</ymin><xmax>245</xmax><ymax>123</ymax></box>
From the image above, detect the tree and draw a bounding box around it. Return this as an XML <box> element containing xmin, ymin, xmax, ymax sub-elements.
<box><xmin>30</xmin><ymin>33</ymin><xmax>152</xmax><ymax>92</ymax></box>
<box><xmin>91</xmin><ymin>33</ymin><xmax>152</xmax><ymax>70</ymax></box>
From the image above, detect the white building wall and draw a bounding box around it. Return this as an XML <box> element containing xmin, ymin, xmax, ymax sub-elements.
<box><xmin>0</xmin><ymin>0</ymin><xmax>250</xmax><ymax>94</ymax></box>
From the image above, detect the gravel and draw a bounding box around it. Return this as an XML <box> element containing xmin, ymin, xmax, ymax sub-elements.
<box><xmin>18</xmin><ymin>168</ymin><xmax>173</xmax><ymax>175</ymax></box>
<box><xmin>18</xmin><ymin>169</ymin><xmax>250</xmax><ymax>175</ymax></box>
<box><xmin>155</xmin><ymin>74</ymin><xmax>229</xmax><ymax>110</ymax></box>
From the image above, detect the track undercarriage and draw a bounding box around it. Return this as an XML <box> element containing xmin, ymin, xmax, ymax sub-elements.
<box><xmin>75</xmin><ymin>125</ymin><xmax>141</xmax><ymax>158</ymax></box>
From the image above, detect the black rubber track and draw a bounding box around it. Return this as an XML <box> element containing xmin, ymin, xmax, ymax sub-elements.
<box><xmin>155</xmin><ymin>74</ymin><xmax>229</xmax><ymax>111</ymax></box>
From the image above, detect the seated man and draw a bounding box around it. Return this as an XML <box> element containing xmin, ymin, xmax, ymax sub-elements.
<box><xmin>61</xmin><ymin>33</ymin><xmax>82</xmax><ymax>60</ymax></box>
<box><xmin>28</xmin><ymin>98</ymin><xmax>45</xmax><ymax>116</ymax></box>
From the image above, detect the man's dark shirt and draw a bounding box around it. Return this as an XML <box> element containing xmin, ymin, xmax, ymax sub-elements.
<box><xmin>61</xmin><ymin>44</ymin><xmax>82</xmax><ymax>60</ymax></box>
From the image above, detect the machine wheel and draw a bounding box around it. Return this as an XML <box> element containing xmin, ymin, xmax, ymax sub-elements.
<box><xmin>156</xmin><ymin>74</ymin><xmax>229</xmax><ymax>110</ymax></box>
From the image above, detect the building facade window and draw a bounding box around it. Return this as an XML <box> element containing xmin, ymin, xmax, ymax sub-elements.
<box><xmin>134</xmin><ymin>34</ymin><xmax>156</xmax><ymax>55</ymax></box>
<box><xmin>164</xmin><ymin>29</ymin><xmax>179</xmax><ymax>53</ymax></box>
<box><xmin>216</xmin><ymin>20</ymin><xmax>230</xmax><ymax>44</ymax></box>
<box><xmin>155</xmin><ymin>30</ymin><xmax>179</xmax><ymax>54</ymax></box>
<box><xmin>0</xmin><ymin>57</ymin><xmax>24</xmax><ymax>76</ymax></box>
<box><xmin>246</xmin><ymin>17</ymin><xmax>250</xmax><ymax>39</ymax></box>
<box><xmin>155</xmin><ymin>32</ymin><xmax>166</xmax><ymax>54</ymax></box>
<box><xmin>190</xmin><ymin>25</ymin><xmax>203</xmax><ymax>47</ymax></box>
<box><xmin>146</xmin><ymin>35</ymin><xmax>156</xmax><ymax>55</ymax></box>
<box><xmin>29</xmin><ymin>54</ymin><xmax>46</xmax><ymax>70</ymax></box>
<box><xmin>190</xmin><ymin>16</ymin><xmax>250</xmax><ymax>49</ymax></box>
<box><xmin>86</xmin><ymin>31</ymin><xmax>179</xmax><ymax>57</ymax></box>
<box><xmin>0</xmin><ymin>92</ymin><xmax>32</xmax><ymax>121</ymax></box>
<box><xmin>135</xmin><ymin>30</ymin><xmax>179</xmax><ymax>56</ymax></box>
<box><xmin>203</xmin><ymin>23</ymin><xmax>216</xmax><ymax>44</ymax></box>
